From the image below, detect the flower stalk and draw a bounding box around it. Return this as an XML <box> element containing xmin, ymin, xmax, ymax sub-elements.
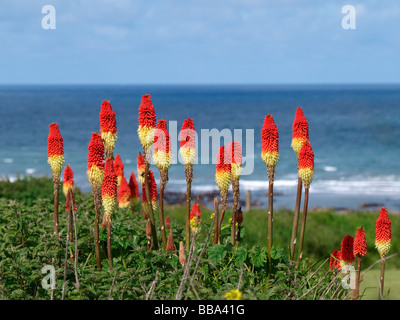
<box><xmin>261</xmin><ymin>114</ymin><xmax>279</xmax><ymax>262</ymax></box>
<box><xmin>87</xmin><ymin>132</ymin><xmax>105</xmax><ymax>270</ymax></box>
<box><xmin>179</xmin><ymin>118</ymin><xmax>196</xmax><ymax>250</ymax></box>
<box><xmin>137</xmin><ymin>94</ymin><xmax>158</xmax><ymax>249</ymax></box>
<box><xmin>47</xmin><ymin>123</ymin><xmax>65</xmax><ymax>236</ymax></box>
<box><xmin>297</xmin><ymin>141</ymin><xmax>314</xmax><ymax>262</ymax></box>
<box><xmin>290</xmin><ymin>107</ymin><xmax>309</xmax><ymax>261</ymax></box>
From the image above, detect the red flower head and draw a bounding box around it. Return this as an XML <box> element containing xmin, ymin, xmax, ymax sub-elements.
<box><xmin>330</xmin><ymin>249</ymin><xmax>340</xmax><ymax>270</ymax></box>
<box><xmin>190</xmin><ymin>203</ymin><xmax>202</xmax><ymax>232</ymax></box>
<box><xmin>138</xmin><ymin>94</ymin><xmax>156</xmax><ymax>150</ymax></box>
<box><xmin>166</xmin><ymin>232</ymin><xmax>176</xmax><ymax>252</ymax></box>
<box><xmin>102</xmin><ymin>158</ymin><xmax>117</xmax><ymax>224</ymax></box>
<box><xmin>137</xmin><ymin>152</ymin><xmax>146</xmax><ymax>184</ymax></box>
<box><xmin>165</xmin><ymin>216</ymin><xmax>171</xmax><ymax>230</ymax></box>
<box><xmin>141</xmin><ymin>170</ymin><xmax>157</xmax><ymax>212</ymax></box>
<box><xmin>63</xmin><ymin>164</ymin><xmax>74</xmax><ymax>197</ymax></box>
<box><xmin>215</xmin><ymin>145</ymin><xmax>231</xmax><ymax>192</ymax></box>
<box><xmin>47</xmin><ymin>123</ymin><xmax>65</xmax><ymax>177</ymax></box>
<box><xmin>375</xmin><ymin>207</ymin><xmax>392</xmax><ymax>258</ymax></box>
<box><xmin>340</xmin><ymin>234</ymin><xmax>355</xmax><ymax>266</ymax></box>
<box><xmin>298</xmin><ymin>141</ymin><xmax>315</xmax><ymax>187</ymax></box>
<box><xmin>128</xmin><ymin>172</ymin><xmax>140</xmax><ymax>202</ymax></box>
<box><xmin>261</xmin><ymin>114</ymin><xmax>280</xmax><ymax>168</ymax></box>
<box><xmin>118</xmin><ymin>176</ymin><xmax>131</xmax><ymax>209</ymax></box>
<box><xmin>291</xmin><ymin>107</ymin><xmax>309</xmax><ymax>158</ymax></box>
<box><xmin>99</xmin><ymin>100</ymin><xmax>117</xmax><ymax>156</ymax></box>
<box><xmin>113</xmin><ymin>154</ymin><xmax>124</xmax><ymax>186</ymax></box>
<box><xmin>87</xmin><ymin>132</ymin><xmax>105</xmax><ymax>188</ymax></box>
<box><xmin>179</xmin><ymin>118</ymin><xmax>196</xmax><ymax>165</ymax></box>
<box><xmin>353</xmin><ymin>226</ymin><xmax>367</xmax><ymax>257</ymax></box>
<box><xmin>153</xmin><ymin>119</ymin><xmax>171</xmax><ymax>171</ymax></box>
<box><xmin>229</xmin><ymin>141</ymin><xmax>242</xmax><ymax>179</ymax></box>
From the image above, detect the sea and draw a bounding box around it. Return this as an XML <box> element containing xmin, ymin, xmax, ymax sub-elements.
<box><xmin>0</xmin><ymin>84</ymin><xmax>399</xmax><ymax>211</ymax></box>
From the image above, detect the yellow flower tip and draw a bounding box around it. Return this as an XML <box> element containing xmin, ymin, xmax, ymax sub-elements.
<box><xmin>299</xmin><ymin>167</ymin><xmax>315</xmax><ymax>187</ymax></box>
<box><xmin>48</xmin><ymin>154</ymin><xmax>65</xmax><ymax>177</ymax></box>
<box><xmin>87</xmin><ymin>164</ymin><xmax>104</xmax><ymax>188</ymax></box>
<box><xmin>291</xmin><ymin>137</ymin><xmax>308</xmax><ymax>157</ymax></box>
<box><xmin>261</xmin><ymin>151</ymin><xmax>280</xmax><ymax>168</ymax></box>
<box><xmin>224</xmin><ymin>289</ymin><xmax>242</xmax><ymax>300</ymax></box>
<box><xmin>375</xmin><ymin>240</ymin><xmax>391</xmax><ymax>258</ymax></box>
<box><xmin>215</xmin><ymin>170</ymin><xmax>231</xmax><ymax>192</ymax></box>
<box><xmin>153</xmin><ymin>150</ymin><xmax>172</xmax><ymax>171</ymax></box>
<box><xmin>62</xmin><ymin>182</ymin><xmax>73</xmax><ymax>197</ymax></box>
<box><xmin>179</xmin><ymin>146</ymin><xmax>196</xmax><ymax>165</ymax></box>
<box><xmin>102</xmin><ymin>194</ymin><xmax>116</xmax><ymax>221</ymax></box>
<box><xmin>138</xmin><ymin>125</ymin><xmax>155</xmax><ymax>150</ymax></box>
<box><xmin>231</xmin><ymin>163</ymin><xmax>242</xmax><ymax>179</ymax></box>
<box><xmin>101</xmin><ymin>131</ymin><xmax>118</xmax><ymax>154</ymax></box>
<box><xmin>210</xmin><ymin>212</ymin><xmax>215</xmax><ymax>219</ymax></box>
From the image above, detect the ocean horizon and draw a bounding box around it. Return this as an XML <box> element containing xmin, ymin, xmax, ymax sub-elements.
<box><xmin>1</xmin><ymin>84</ymin><xmax>399</xmax><ymax>211</ymax></box>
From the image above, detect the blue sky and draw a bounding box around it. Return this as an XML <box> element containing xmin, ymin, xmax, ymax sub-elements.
<box><xmin>1</xmin><ymin>0</ymin><xmax>399</xmax><ymax>84</ymax></box>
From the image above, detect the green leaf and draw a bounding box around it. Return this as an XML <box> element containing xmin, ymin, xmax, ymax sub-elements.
<box><xmin>207</xmin><ymin>244</ymin><xmax>226</xmax><ymax>265</ymax></box>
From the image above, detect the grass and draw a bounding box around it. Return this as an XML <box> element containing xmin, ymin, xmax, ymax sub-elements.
<box><xmin>360</xmin><ymin>268</ymin><xmax>400</xmax><ymax>300</ymax></box>
<box><xmin>0</xmin><ymin>175</ymin><xmax>398</xmax><ymax>300</ymax></box>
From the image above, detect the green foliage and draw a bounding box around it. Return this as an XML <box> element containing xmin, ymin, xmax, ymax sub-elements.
<box><xmin>0</xmin><ymin>176</ymin><xmax>398</xmax><ymax>300</ymax></box>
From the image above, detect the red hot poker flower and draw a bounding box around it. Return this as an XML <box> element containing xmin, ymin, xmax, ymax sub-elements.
<box><xmin>138</xmin><ymin>94</ymin><xmax>156</xmax><ymax>150</ymax></box>
<box><xmin>128</xmin><ymin>172</ymin><xmax>139</xmax><ymax>201</ymax></box>
<box><xmin>113</xmin><ymin>154</ymin><xmax>124</xmax><ymax>186</ymax></box>
<box><xmin>330</xmin><ymin>249</ymin><xmax>340</xmax><ymax>270</ymax></box>
<box><xmin>102</xmin><ymin>158</ymin><xmax>117</xmax><ymax>224</ymax></box>
<box><xmin>298</xmin><ymin>141</ymin><xmax>315</xmax><ymax>187</ymax></box>
<box><xmin>179</xmin><ymin>118</ymin><xmax>196</xmax><ymax>165</ymax></box>
<box><xmin>353</xmin><ymin>226</ymin><xmax>367</xmax><ymax>257</ymax></box>
<box><xmin>99</xmin><ymin>100</ymin><xmax>117</xmax><ymax>157</ymax></box>
<box><xmin>340</xmin><ymin>234</ymin><xmax>355</xmax><ymax>266</ymax></box>
<box><xmin>153</xmin><ymin>119</ymin><xmax>171</xmax><ymax>171</ymax></box>
<box><xmin>291</xmin><ymin>107</ymin><xmax>309</xmax><ymax>158</ymax></box>
<box><xmin>229</xmin><ymin>141</ymin><xmax>242</xmax><ymax>179</ymax></box>
<box><xmin>375</xmin><ymin>207</ymin><xmax>392</xmax><ymax>258</ymax></box>
<box><xmin>190</xmin><ymin>203</ymin><xmax>202</xmax><ymax>221</ymax></box>
<box><xmin>87</xmin><ymin>132</ymin><xmax>105</xmax><ymax>188</ymax></box>
<box><xmin>118</xmin><ymin>176</ymin><xmax>131</xmax><ymax>209</ymax></box>
<box><xmin>261</xmin><ymin>114</ymin><xmax>279</xmax><ymax>168</ymax></box>
<box><xmin>47</xmin><ymin>123</ymin><xmax>65</xmax><ymax>177</ymax></box>
<box><xmin>215</xmin><ymin>145</ymin><xmax>231</xmax><ymax>192</ymax></box>
<box><xmin>141</xmin><ymin>170</ymin><xmax>157</xmax><ymax>212</ymax></box>
<box><xmin>63</xmin><ymin>164</ymin><xmax>74</xmax><ymax>197</ymax></box>
<box><xmin>99</xmin><ymin>100</ymin><xmax>117</xmax><ymax>134</ymax></box>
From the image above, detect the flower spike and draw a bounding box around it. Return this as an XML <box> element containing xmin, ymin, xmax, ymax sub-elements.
<box><xmin>63</xmin><ymin>164</ymin><xmax>74</xmax><ymax>197</ymax></box>
<box><xmin>101</xmin><ymin>158</ymin><xmax>117</xmax><ymax>224</ymax></box>
<box><xmin>118</xmin><ymin>176</ymin><xmax>131</xmax><ymax>209</ymax></box>
<box><xmin>99</xmin><ymin>100</ymin><xmax>117</xmax><ymax>158</ymax></box>
<box><xmin>375</xmin><ymin>207</ymin><xmax>391</xmax><ymax>258</ymax></box>
<box><xmin>179</xmin><ymin>118</ymin><xmax>196</xmax><ymax>165</ymax></box>
<box><xmin>47</xmin><ymin>123</ymin><xmax>65</xmax><ymax>177</ymax></box>
<box><xmin>298</xmin><ymin>141</ymin><xmax>315</xmax><ymax>188</ymax></box>
<box><xmin>261</xmin><ymin>114</ymin><xmax>279</xmax><ymax>170</ymax></box>
<box><xmin>291</xmin><ymin>107</ymin><xmax>309</xmax><ymax>158</ymax></box>
<box><xmin>137</xmin><ymin>94</ymin><xmax>156</xmax><ymax>151</ymax></box>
